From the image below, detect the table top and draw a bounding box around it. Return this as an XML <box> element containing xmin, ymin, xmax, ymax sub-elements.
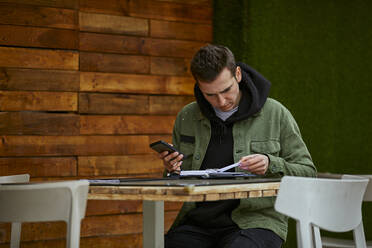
<box><xmin>88</xmin><ymin>177</ymin><xmax>281</xmax><ymax>202</ymax></box>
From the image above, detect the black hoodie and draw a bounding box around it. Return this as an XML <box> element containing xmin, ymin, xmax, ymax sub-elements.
<box><xmin>185</xmin><ymin>63</ymin><xmax>271</xmax><ymax>228</ymax></box>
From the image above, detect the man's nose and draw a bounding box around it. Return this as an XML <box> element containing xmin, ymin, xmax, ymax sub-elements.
<box><xmin>216</xmin><ymin>94</ymin><xmax>226</xmax><ymax>106</ymax></box>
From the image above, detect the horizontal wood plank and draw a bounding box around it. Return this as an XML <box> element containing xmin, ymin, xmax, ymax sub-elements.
<box><xmin>0</xmin><ymin>68</ymin><xmax>79</xmax><ymax>91</ymax></box>
<box><xmin>151</xmin><ymin>20</ymin><xmax>212</xmax><ymax>42</ymax></box>
<box><xmin>0</xmin><ymin>3</ymin><xmax>77</xmax><ymax>29</ymax></box>
<box><xmin>86</xmin><ymin>200</ymin><xmax>182</xmax><ymax>216</ymax></box>
<box><xmin>80</xmin><ymin>234</ymin><xmax>142</xmax><ymax>248</ymax></box>
<box><xmin>0</xmin><ymin>135</ymin><xmax>152</xmax><ymax>156</ymax></box>
<box><xmin>79</xmin><ymin>0</ymin><xmax>130</xmax><ymax>16</ymax></box>
<box><xmin>78</xmin><ymin>154</ymin><xmax>163</xmax><ymax>176</ymax></box>
<box><xmin>0</xmin><ymin>24</ymin><xmax>78</xmax><ymax>49</ymax></box>
<box><xmin>0</xmin><ymin>47</ymin><xmax>78</xmax><ymax>70</ymax></box>
<box><xmin>127</xmin><ymin>0</ymin><xmax>212</xmax><ymax>24</ymax></box>
<box><xmin>0</xmin><ymin>112</ymin><xmax>79</xmax><ymax>135</ymax></box>
<box><xmin>0</xmin><ymin>221</ymin><xmax>66</xmax><ymax>243</ymax></box>
<box><xmin>82</xmin><ymin>211</ymin><xmax>178</xmax><ymax>237</ymax></box>
<box><xmin>80</xmin><ymin>115</ymin><xmax>175</xmax><ymax>135</ymax></box>
<box><xmin>0</xmin><ymin>211</ymin><xmax>178</xmax><ymax>242</ymax></box>
<box><xmin>0</xmin><ymin>234</ymin><xmax>144</xmax><ymax>248</ymax></box>
<box><xmin>149</xmin><ymin>95</ymin><xmax>194</xmax><ymax>115</ymax></box>
<box><xmin>79</xmin><ymin>0</ymin><xmax>211</xmax><ymax>23</ymax></box>
<box><xmin>79</xmin><ymin>32</ymin><xmax>150</xmax><ymax>55</ymax></box>
<box><xmin>79</xmin><ymin>12</ymin><xmax>148</xmax><ymax>36</ymax></box>
<box><xmin>0</xmin><ymin>91</ymin><xmax>77</xmax><ymax>111</ymax></box>
<box><xmin>156</xmin><ymin>0</ymin><xmax>211</xmax><ymax>5</ymax></box>
<box><xmin>80</xmin><ymin>72</ymin><xmax>194</xmax><ymax>95</ymax></box>
<box><xmin>79</xmin><ymin>93</ymin><xmax>148</xmax><ymax>114</ymax></box>
<box><xmin>149</xmin><ymin>39</ymin><xmax>205</xmax><ymax>58</ymax></box>
<box><xmin>0</xmin><ymin>0</ymin><xmax>77</xmax><ymax>9</ymax></box>
<box><xmin>80</xmin><ymin>52</ymin><xmax>149</xmax><ymax>74</ymax></box>
<box><xmin>151</xmin><ymin>57</ymin><xmax>191</xmax><ymax>76</ymax></box>
<box><xmin>0</xmin><ymin>157</ymin><xmax>76</xmax><ymax>177</ymax></box>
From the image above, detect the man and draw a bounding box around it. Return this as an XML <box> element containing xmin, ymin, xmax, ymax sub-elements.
<box><xmin>159</xmin><ymin>44</ymin><xmax>316</xmax><ymax>248</ymax></box>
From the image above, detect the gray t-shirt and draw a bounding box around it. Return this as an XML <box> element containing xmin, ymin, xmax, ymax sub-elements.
<box><xmin>213</xmin><ymin>106</ymin><xmax>239</xmax><ymax>121</ymax></box>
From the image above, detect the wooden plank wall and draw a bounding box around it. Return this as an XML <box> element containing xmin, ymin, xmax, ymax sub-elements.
<box><xmin>0</xmin><ymin>0</ymin><xmax>212</xmax><ymax>247</ymax></box>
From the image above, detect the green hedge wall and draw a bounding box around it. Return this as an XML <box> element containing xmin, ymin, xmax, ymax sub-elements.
<box><xmin>214</xmin><ymin>0</ymin><xmax>372</xmax><ymax>246</ymax></box>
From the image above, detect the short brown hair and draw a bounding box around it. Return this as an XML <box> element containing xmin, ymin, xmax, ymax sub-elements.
<box><xmin>190</xmin><ymin>44</ymin><xmax>236</xmax><ymax>83</ymax></box>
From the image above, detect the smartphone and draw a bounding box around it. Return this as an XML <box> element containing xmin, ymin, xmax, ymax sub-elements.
<box><xmin>149</xmin><ymin>140</ymin><xmax>183</xmax><ymax>156</ymax></box>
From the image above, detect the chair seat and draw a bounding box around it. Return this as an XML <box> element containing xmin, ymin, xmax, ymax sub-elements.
<box><xmin>322</xmin><ymin>237</ymin><xmax>372</xmax><ymax>248</ymax></box>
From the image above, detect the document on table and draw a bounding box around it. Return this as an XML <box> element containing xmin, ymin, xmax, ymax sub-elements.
<box><xmin>179</xmin><ymin>162</ymin><xmax>254</xmax><ymax>178</ymax></box>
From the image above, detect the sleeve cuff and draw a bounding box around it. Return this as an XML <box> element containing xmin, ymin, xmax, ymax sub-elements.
<box><xmin>266</xmin><ymin>154</ymin><xmax>284</xmax><ymax>175</ymax></box>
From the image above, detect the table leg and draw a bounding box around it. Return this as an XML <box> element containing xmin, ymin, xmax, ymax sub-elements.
<box><xmin>143</xmin><ymin>200</ymin><xmax>164</xmax><ymax>248</ymax></box>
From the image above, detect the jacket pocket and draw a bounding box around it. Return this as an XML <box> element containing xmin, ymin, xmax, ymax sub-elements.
<box><xmin>251</xmin><ymin>140</ymin><xmax>280</xmax><ymax>156</ymax></box>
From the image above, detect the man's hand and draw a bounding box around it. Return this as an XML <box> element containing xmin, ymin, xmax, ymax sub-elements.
<box><xmin>159</xmin><ymin>146</ymin><xmax>183</xmax><ymax>173</ymax></box>
<box><xmin>239</xmin><ymin>154</ymin><xmax>269</xmax><ymax>175</ymax></box>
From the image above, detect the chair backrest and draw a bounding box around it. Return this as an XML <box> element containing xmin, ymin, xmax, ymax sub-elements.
<box><xmin>274</xmin><ymin>176</ymin><xmax>369</xmax><ymax>248</ymax></box>
<box><xmin>0</xmin><ymin>180</ymin><xmax>89</xmax><ymax>248</ymax></box>
<box><xmin>0</xmin><ymin>174</ymin><xmax>30</xmax><ymax>184</ymax></box>
<box><xmin>342</xmin><ymin>174</ymin><xmax>372</xmax><ymax>201</ymax></box>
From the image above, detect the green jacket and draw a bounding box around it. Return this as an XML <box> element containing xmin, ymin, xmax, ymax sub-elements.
<box><xmin>170</xmin><ymin>98</ymin><xmax>316</xmax><ymax>241</ymax></box>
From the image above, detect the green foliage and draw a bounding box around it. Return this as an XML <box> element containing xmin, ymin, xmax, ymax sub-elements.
<box><xmin>214</xmin><ymin>0</ymin><xmax>372</xmax><ymax>246</ymax></box>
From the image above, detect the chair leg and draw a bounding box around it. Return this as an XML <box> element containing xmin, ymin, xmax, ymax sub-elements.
<box><xmin>67</xmin><ymin>219</ymin><xmax>82</xmax><ymax>248</ymax></box>
<box><xmin>313</xmin><ymin>225</ymin><xmax>322</xmax><ymax>248</ymax></box>
<box><xmin>298</xmin><ymin>222</ymin><xmax>315</xmax><ymax>248</ymax></box>
<box><xmin>10</xmin><ymin>222</ymin><xmax>21</xmax><ymax>248</ymax></box>
<box><xmin>353</xmin><ymin>221</ymin><xmax>367</xmax><ymax>248</ymax></box>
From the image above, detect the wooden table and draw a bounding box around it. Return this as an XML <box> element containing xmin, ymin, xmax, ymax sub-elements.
<box><xmin>88</xmin><ymin>178</ymin><xmax>281</xmax><ymax>248</ymax></box>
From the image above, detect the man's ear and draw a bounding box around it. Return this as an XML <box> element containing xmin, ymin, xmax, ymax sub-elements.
<box><xmin>235</xmin><ymin>66</ymin><xmax>242</xmax><ymax>83</ymax></box>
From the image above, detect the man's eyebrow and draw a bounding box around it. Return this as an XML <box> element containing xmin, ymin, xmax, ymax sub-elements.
<box><xmin>205</xmin><ymin>84</ymin><xmax>233</xmax><ymax>96</ymax></box>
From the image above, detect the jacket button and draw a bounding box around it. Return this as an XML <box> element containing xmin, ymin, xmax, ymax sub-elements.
<box><xmin>195</xmin><ymin>154</ymin><xmax>200</xmax><ymax>160</ymax></box>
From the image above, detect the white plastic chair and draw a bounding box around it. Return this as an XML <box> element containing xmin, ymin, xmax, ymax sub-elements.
<box><xmin>274</xmin><ymin>176</ymin><xmax>369</xmax><ymax>248</ymax></box>
<box><xmin>0</xmin><ymin>174</ymin><xmax>30</xmax><ymax>184</ymax></box>
<box><xmin>0</xmin><ymin>180</ymin><xmax>89</xmax><ymax>248</ymax></box>
<box><xmin>0</xmin><ymin>174</ymin><xmax>30</xmax><ymax>246</ymax></box>
<box><xmin>321</xmin><ymin>175</ymin><xmax>372</xmax><ymax>248</ymax></box>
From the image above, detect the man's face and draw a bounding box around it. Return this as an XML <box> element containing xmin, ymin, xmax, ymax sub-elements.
<box><xmin>198</xmin><ymin>67</ymin><xmax>242</xmax><ymax>112</ymax></box>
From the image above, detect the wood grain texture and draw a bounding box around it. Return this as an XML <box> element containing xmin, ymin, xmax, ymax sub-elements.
<box><xmin>149</xmin><ymin>39</ymin><xmax>205</xmax><ymax>58</ymax></box>
<box><xmin>86</xmin><ymin>200</ymin><xmax>182</xmax><ymax>216</ymax></box>
<box><xmin>156</xmin><ymin>0</ymin><xmax>211</xmax><ymax>5</ymax></box>
<box><xmin>79</xmin><ymin>12</ymin><xmax>148</xmax><ymax>36</ymax></box>
<box><xmin>151</xmin><ymin>57</ymin><xmax>191</xmax><ymax>76</ymax></box>
<box><xmin>151</xmin><ymin>20</ymin><xmax>212</xmax><ymax>42</ymax></box>
<box><xmin>0</xmin><ymin>112</ymin><xmax>79</xmax><ymax>135</ymax></box>
<box><xmin>0</xmin><ymin>235</ymin><xmax>142</xmax><ymax>248</ymax></box>
<box><xmin>0</xmin><ymin>47</ymin><xmax>78</xmax><ymax>70</ymax></box>
<box><xmin>0</xmin><ymin>211</ymin><xmax>178</xmax><ymax>242</ymax></box>
<box><xmin>127</xmin><ymin>0</ymin><xmax>212</xmax><ymax>24</ymax></box>
<box><xmin>0</xmin><ymin>24</ymin><xmax>78</xmax><ymax>49</ymax></box>
<box><xmin>79</xmin><ymin>0</ymin><xmax>130</xmax><ymax>16</ymax></box>
<box><xmin>78</xmin><ymin>154</ymin><xmax>163</xmax><ymax>176</ymax></box>
<box><xmin>0</xmin><ymin>0</ymin><xmax>78</xmax><ymax>9</ymax></box>
<box><xmin>79</xmin><ymin>93</ymin><xmax>148</xmax><ymax>114</ymax></box>
<box><xmin>80</xmin><ymin>115</ymin><xmax>175</xmax><ymax>135</ymax></box>
<box><xmin>0</xmin><ymin>68</ymin><xmax>79</xmax><ymax>91</ymax></box>
<box><xmin>79</xmin><ymin>0</ymin><xmax>211</xmax><ymax>23</ymax></box>
<box><xmin>88</xmin><ymin>182</ymin><xmax>280</xmax><ymax>202</ymax></box>
<box><xmin>79</xmin><ymin>32</ymin><xmax>150</xmax><ymax>55</ymax></box>
<box><xmin>80</xmin><ymin>234</ymin><xmax>142</xmax><ymax>248</ymax></box>
<box><xmin>81</xmin><ymin>211</ymin><xmax>178</xmax><ymax>237</ymax></box>
<box><xmin>0</xmin><ymin>91</ymin><xmax>77</xmax><ymax>111</ymax></box>
<box><xmin>80</xmin><ymin>52</ymin><xmax>149</xmax><ymax>74</ymax></box>
<box><xmin>0</xmin><ymin>3</ymin><xmax>77</xmax><ymax>29</ymax></box>
<box><xmin>0</xmin><ymin>135</ymin><xmax>152</xmax><ymax>156</ymax></box>
<box><xmin>80</xmin><ymin>72</ymin><xmax>194</xmax><ymax>95</ymax></box>
<box><xmin>149</xmin><ymin>95</ymin><xmax>195</xmax><ymax>114</ymax></box>
<box><xmin>0</xmin><ymin>157</ymin><xmax>76</xmax><ymax>177</ymax></box>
